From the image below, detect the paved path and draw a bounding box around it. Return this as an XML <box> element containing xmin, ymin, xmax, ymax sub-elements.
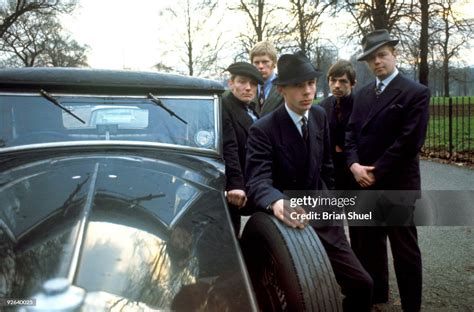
<box><xmin>384</xmin><ymin>160</ymin><xmax>474</xmax><ymax>311</ymax></box>
<box><xmin>420</xmin><ymin>160</ymin><xmax>474</xmax><ymax>190</ymax></box>
<box><xmin>242</xmin><ymin>160</ymin><xmax>474</xmax><ymax>311</ymax></box>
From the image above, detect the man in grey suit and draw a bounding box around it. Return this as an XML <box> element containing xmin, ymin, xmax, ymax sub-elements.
<box><xmin>249</xmin><ymin>41</ymin><xmax>284</xmax><ymax>116</ymax></box>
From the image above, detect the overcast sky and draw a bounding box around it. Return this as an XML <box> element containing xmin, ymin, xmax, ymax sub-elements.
<box><xmin>61</xmin><ymin>0</ymin><xmax>474</xmax><ymax>73</ymax></box>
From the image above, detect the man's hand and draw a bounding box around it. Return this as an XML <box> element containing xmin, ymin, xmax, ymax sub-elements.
<box><xmin>226</xmin><ymin>189</ymin><xmax>247</xmax><ymax>208</ymax></box>
<box><xmin>350</xmin><ymin>163</ymin><xmax>376</xmax><ymax>188</ymax></box>
<box><xmin>270</xmin><ymin>199</ymin><xmax>307</xmax><ymax>229</ymax></box>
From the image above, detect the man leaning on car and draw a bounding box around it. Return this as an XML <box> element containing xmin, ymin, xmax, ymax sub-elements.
<box><xmin>222</xmin><ymin>62</ymin><xmax>263</xmax><ymax>236</ymax></box>
<box><xmin>245</xmin><ymin>51</ymin><xmax>373</xmax><ymax>312</ymax></box>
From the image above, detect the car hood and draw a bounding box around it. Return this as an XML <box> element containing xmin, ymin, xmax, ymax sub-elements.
<box><xmin>0</xmin><ymin>152</ymin><xmax>256</xmax><ymax>311</ymax></box>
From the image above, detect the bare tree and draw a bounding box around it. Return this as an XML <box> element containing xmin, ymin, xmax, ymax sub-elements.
<box><xmin>160</xmin><ymin>0</ymin><xmax>223</xmax><ymax>77</ymax></box>
<box><xmin>1</xmin><ymin>11</ymin><xmax>87</xmax><ymax>67</ymax></box>
<box><xmin>1</xmin><ymin>11</ymin><xmax>52</xmax><ymax>66</ymax></box>
<box><xmin>429</xmin><ymin>0</ymin><xmax>474</xmax><ymax>96</ymax></box>
<box><xmin>337</xmin><ymin>0</ymin><xmax>414</xmax><ymax>36</ymax></box>
<box><xmin>0</xmin><ymin>0</ymin><xmax>75</xmax><ymax>38</ymax></box>
<box><xmin>418</xmin><ymin>0</ymin><xmax>429</xmax><ymax>86</ymax></box>
<box><xmin>42</xmin><ymin>32</ymin><xmax>88</xmax><ymax>67</ymax></box>
<box><xmin>285</xmin><ymin>0</ymin><xmax>332</xmax><ymax>60</ymax></box>
<box><xmin>313</xmin><ymin>44</ymin><xmax>338</xmax><ymax>97</ymax></box>
<box><xmin>153</xmin><ymin>62</ymin><xmax>174</xmax><ymax>73</ymax></box>
<box><xmin>233</xmin><ymin>0</ymin><xmax>267</xmax><ymax>42</ymax></box>
<box><xmin>229</xmin><ymin>0</ymin><xmax>285</xmax><ymax>57</ymax></box>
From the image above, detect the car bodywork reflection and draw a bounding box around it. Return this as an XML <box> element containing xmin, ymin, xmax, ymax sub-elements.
<box><xmin>77</xmin><ymin>221</ymin><xmax>198</xmax><ymax>308</ymax></box>
<box><xmin>0</xmin><ymin>151</ymin><xmax>256</xmax><ymax>311</ymax></box>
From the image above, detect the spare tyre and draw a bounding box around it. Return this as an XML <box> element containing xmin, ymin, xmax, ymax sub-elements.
<box><xmin>240</xmin><ymin>212</ymin><xmax>342</xmax><ymax>311</ymax></box>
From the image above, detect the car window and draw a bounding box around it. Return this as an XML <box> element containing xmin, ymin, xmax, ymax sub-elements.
<box><xmin>88</xmin><ymin>106</ymin><xmax>149</xmax><ymax>128</ymax></box>
<box><xmin>0</xmin><ymin>94</ymin><xmax>217</xmax><ymax>151</ymax></box>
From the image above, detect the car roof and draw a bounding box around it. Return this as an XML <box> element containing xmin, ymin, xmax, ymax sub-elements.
<box><xmin>0</xmin><ymin>67</ymin><xmax>225</xmax><ymax>95</ymax></box>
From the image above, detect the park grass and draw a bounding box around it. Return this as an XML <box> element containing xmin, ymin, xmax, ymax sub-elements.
<box><xmin>425</xmin><ymin>116</ymin><xmax>474</xmax><ymax>152</ymax></box>
<box><xmin>314</xmin><ymin>96</ymin><xmax>473</xmax><ymax>106</ymax></box>
<box><xmin>430</xmin><ymin>96</ymin><xmax>474</xmax><ymax>105</ymax></box>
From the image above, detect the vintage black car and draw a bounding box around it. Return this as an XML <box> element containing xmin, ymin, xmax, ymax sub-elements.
<box><xmin>0</xmin><ymin>68</ymin><xmax>341</xmax><ymax>311</ymax></box>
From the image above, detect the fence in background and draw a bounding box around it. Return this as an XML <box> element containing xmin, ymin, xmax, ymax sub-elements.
<box><xmin>422</xmin><ymin>96</ymin><xmax>473</xmax><ymax>164</ymax></box>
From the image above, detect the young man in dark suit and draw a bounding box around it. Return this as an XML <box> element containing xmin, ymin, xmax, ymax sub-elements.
<box><xmin>222</xmin><ymin>62</ymin><xmax>263</xmax><ymax>235</ymax></box>
<box><xmin>249</xmin><ymin>41</ymin><xmax>284</xmax><ymax>116</ymax></box>
<box><xmin>346</xmin><ymin>29</ymin><xmax>430</xmax><ymax>312</ymax></box>
<box><xmin>319</xmin><ymin>60</ymin><xmax>357</xmax><ymax>190</ymax></box>
<box><xmin>245</xmin><ymin>51</ymin><xmax>373</xmax><ymax>312</ymax></box>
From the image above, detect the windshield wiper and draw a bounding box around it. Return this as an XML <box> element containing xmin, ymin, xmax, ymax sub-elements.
<box><xmin>40</xmin><ymin>89</ymin><xmax>85</xmax><ymax>124</ymax></box>
<box><xmin>147</xmin><ymin>93</ymin><xmax>188</xmax><ymax>125</ymax></box>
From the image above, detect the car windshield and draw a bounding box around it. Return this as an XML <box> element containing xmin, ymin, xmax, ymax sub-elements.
<box><xmin>0</xmin><ymin>94</ymin><xmax>218</xmax><ymax>151</ymax></box>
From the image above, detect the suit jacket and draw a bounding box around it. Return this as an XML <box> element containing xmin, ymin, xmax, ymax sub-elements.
<box><xmin>319</xmin><ymin>94</ymin><xmax>353</xmax><ymax>157</ymax></box>
<box><xmin>320</xmin><ymin>94</ymin><xmax>354</xmax><ymax>189</ymax></box>
<box><xmin>254</xmin><ymin>84</ymin><xmax>284</xmax><ymax>116</ymax></box>
<box><xmin>222</xmin><ymin>92</ymin><xmax>256</xmax><ymax>191</ymax></box>
<box><xmin>345</xmin><ymin>73</ymin><xmax>430</xmax><ymax>190</ymax></box>
<box><xmin>245</xmin><ymin>105</ymin><xmax>346</xmax><ymax>247</ymax></box>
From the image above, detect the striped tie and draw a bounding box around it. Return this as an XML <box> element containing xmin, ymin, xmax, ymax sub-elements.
<box><xmin>301</xmin><ymin>116</ymin><xmax>308</xmax><ymax>145</ymax></box>
<box><xmin>375</xmin><ymin>82</ymin><xmax>384</xmax><ymax>95</ymax></box>
<box><xmin>258</xmin><ymin>86</ymin><xmax>265</xmax><ymax>111</ymax></box>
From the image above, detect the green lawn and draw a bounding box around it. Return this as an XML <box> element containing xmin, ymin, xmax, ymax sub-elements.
<box><xmin>425</xmin><ymin>116</ymin><xmax>474</xmax><ymax>152</ymax></box>
<box><xmin>430</xmin><ymin>96</ymin><xmax>474</xmax><ymax>106</ymax></box>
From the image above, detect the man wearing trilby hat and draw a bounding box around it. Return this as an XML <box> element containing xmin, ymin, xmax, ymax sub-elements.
<box><xmin>345</xmin><ymin>29</ymin><xmax>430</xmax><ymax>311</ymax></box>
<box><xmin>245</xmin><ymin>51</ymin><xmax>374</xmax><ymax>311</ymax></box>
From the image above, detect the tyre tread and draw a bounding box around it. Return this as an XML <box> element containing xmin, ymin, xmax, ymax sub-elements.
<box><xmin>241</xmin><ymin>212</ymin><xmax>342</xmax><ymax>311</ymax></box>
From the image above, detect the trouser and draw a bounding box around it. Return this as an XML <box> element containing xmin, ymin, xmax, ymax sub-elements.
<box><xmin>349</xmin><ymin>226</ymin><xmax>422</xmax><ymax>312</ymax></box>
<box><xmin>333</xmin><ymin>152</ymin><xmax>354</xmax><ymax>190</ymax></box>
<box><xmin>228</xmin><ymin>203</ymin><xmax>241</xmax><ymax>237</ymax></box>
<box><xmin>317</xmin><ymin>226</ymin><xmax>374</xmax><ymax>312</ymax></box>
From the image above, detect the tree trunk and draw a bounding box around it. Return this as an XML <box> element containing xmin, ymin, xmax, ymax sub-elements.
<box><xmin>373</xmin><ymin>0</ymin><xmax>389</xmax><ymax>30</ymax></box>
<box><xmin>442</xmin><ymin>9</ymin><xmax>450</xmax><ymax>97</ymax></box>
<box><xmin>418</xmin><ymin>0</ymin><xmax>429</xmax><ymax>86</ymax></box>
<box><xmin>186</xmin><ymin>0</ymin><xmax>194</xmax><ymax>76</ymax></box>
<box><xmin>257</xmin><ymin>0</ymin><xmax>264</xmax><ymax>41</ymax></box>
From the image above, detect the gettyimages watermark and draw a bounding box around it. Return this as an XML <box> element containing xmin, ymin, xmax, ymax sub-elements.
<box><xmin>282</xmin><ymin>190</ymin><xmax>474</xmax><ymax>226</ymax></box>
<box><xmin>288</xmin><ymin>195</ymin><xmax>373</xmax><ymax>222</ymax></box>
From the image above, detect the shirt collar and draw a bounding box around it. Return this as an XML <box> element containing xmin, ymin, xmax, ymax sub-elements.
<box><xmin>262</xmin><ymin>72</ymin><xmax>276</xmax><ymax>95</ymax></box>
<box><xmin>376</xmin><ymin>67</ymin><xmax>399</xmax><ymax>90</ymax></box>
<box><xmin>265</xmin><ymin>72</ymin><xmax>276</xmax><ymax>87</ymax></box>
<box><xmin>285</xmin><ymin>103</ymin><xmax>309</xmax><ymax>127</ymax></box>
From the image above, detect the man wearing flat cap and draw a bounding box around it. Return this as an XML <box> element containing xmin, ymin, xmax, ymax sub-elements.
<box><xmin>245</xmin><ymin>51</ymin><xmax>373</xmax><ymax>311</ymax></box>
<box><xmin>345</xmin><ymin>29</ymin><xmax>429</xmax><ymax>311</ymax></box>
<box><xmin>222</xmin><ymin>62</ymin><xmax>263</xmax><ymax>235</ymax></box>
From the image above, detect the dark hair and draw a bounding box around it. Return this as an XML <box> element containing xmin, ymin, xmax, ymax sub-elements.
<box><xmin>327</xmin><ymin>60</ymin><xmax>356</xmax><ymax>85</ymax></box>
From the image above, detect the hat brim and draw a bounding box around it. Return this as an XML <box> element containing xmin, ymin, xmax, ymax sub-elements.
<box><xmin>229</xmin><ymin>69</ymin><xmax>264</xmax><ymax>84</ymax></box>
<box><xmin>272</xmin><ymin>70</ymin><xmax>322</xmax><ymax>86</ymax></box>
<box><xmin>357</xmin><ymin>39</ymin><xmax>399</xmax><ymax>61</ymax></box>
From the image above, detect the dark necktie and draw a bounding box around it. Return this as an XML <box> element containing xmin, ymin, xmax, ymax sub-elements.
<box><xmin>375</xmin><ymin>81</ymin><xmax>384</xmax><ymax>95</ymax></box>
<box><xmin>301</xmin><ymin>116</ymin><xmax>308</xmax><ymax>145</ymax></box>
<box><xmin>258</xmin><ymin>86</ymin><xmax>265</xmax><ymax>111</ymax></box>
<box><xmin>335</xmin><ymin>99</ymin><xmax>342</xmax><ymax>122</ymax></box>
